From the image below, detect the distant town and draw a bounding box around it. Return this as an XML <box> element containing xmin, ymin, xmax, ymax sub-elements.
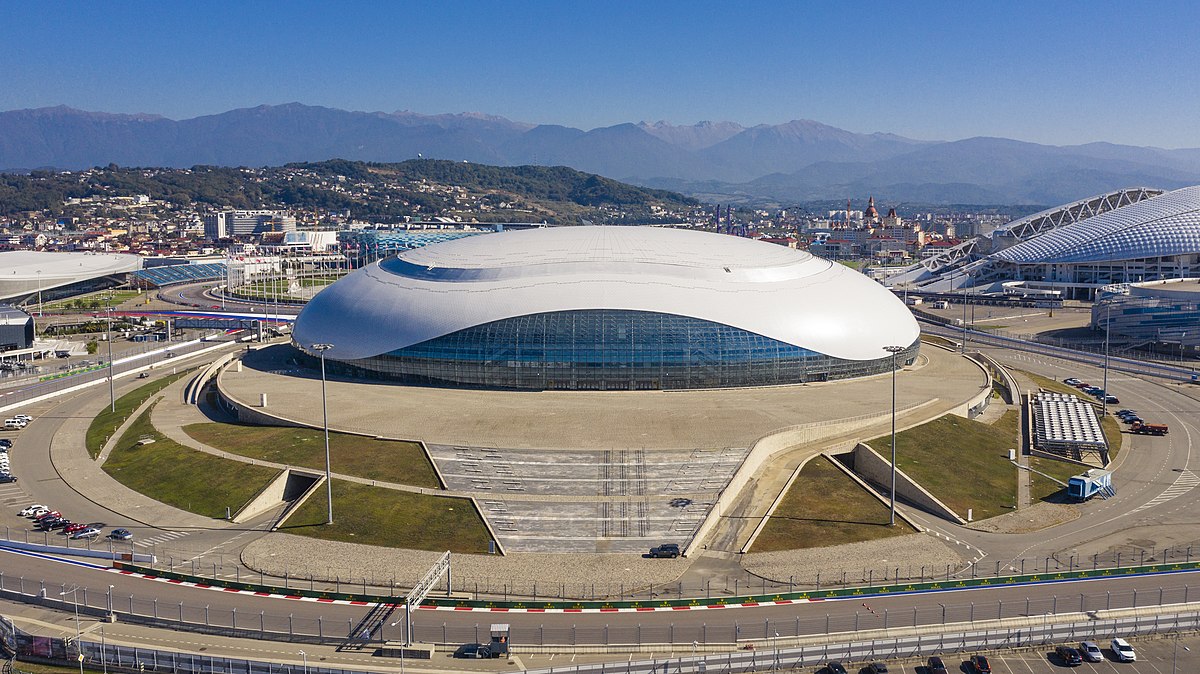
<box><xmin>0</xmin><ymin>161</ymin><xmax>1016</xmax><ymax>266</ymax></box>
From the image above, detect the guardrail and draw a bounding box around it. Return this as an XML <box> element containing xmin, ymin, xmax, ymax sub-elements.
<box><xmin>107</xmin><ymin>558</ymin><xmax>1200</xmax><ymax>612</ymax></box>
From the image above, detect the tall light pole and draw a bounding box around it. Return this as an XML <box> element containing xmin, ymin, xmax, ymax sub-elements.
<box><xmin>298</xmin><ymin>650</ymin><xmax>308</xmax><ymax>674</ymax></box>
<box><xmin>1173</xmin><ymin>632</ymin><xmax>1190</xmax><ymax>674</ymax></box>
<box><xmin>960</xmin><ymin>272</ymin><xmax>969</xmax><ymax>353</ymax></box>
<box><xmin>1101</xmin><ymin>296</ymin><xmax>1112</xmax><ymax>419</ymax></box>
<box><xmin>312</xmin><ymin>343</ymin><xmax>335</xmax><ymax>525</ymax></box>
<box><xmin>883</xmin><ymin>345</ymin><xmax>905</xmax><ymax>526</ymax></box>
<box><xmin>60</xmin><ymin>585</ymin><xmax>84</xmax><ymax>674</ymax></box>
<box><xmin>106</xmin><ymin>307</ymin><xmax>115</xmax><ymax>412</ymax></box>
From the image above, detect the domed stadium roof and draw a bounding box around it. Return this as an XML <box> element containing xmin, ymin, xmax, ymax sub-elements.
<box><xmin>293</xmin><ymin>226</ymin><xmax>918</xmax><ymax>363</ymax></box>
<box><xmin>992</xmin><ymin>185</ymin><xmax>1200</xmax><ymax>264</ymax></box>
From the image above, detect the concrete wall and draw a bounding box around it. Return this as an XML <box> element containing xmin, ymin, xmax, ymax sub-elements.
<box><xmin>684</xmin><ymin>399</ymin><xmax>941</xmax><ymax>556</ymax></box>
<box><xmin>851</xmin><ymin>442</ymin><xmax>967</xmax><ymax>524</ymax></box>
<box><xmin>951</xmin><ymin>353</ymin><xmax>993</xmax><ymax>419</ymax></box>
<box><xmin>231</xmin><ymin>467</ymin><xmax>295</xmax><ymax>523</ymax></box>
<box><xmin>0</xmin><ymin>540</ymin><xmax>155</xmax><ymax>564</ymax></box>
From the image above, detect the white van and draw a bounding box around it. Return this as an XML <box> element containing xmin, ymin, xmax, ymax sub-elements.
<box><xmin>3</xmin><ymin>419</ymin><xmax>25</xmax><ymax>430</ymax></box>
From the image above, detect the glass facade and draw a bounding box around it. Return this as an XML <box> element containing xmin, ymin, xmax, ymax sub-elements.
<box><xmin>329</xmin><ymin>309</ymin><xmax>919</xmax><ymax>390</ymax></box>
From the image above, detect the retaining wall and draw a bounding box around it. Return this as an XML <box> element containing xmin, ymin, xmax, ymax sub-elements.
<box><xmin>851</xmin><ymin>442</ymin><xmax>967</xmax><ymax>524</ymax></box>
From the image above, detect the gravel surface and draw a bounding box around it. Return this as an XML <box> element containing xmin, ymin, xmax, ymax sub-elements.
<box><xmin>741</xmin><ymin>532</ymin><xmax>968</xmax><ymax>587</ymax></box>
<box><xmin>241</xmin><ymin>533</ymin><xmax>689</xmax><ymax>598</ymax></box>
<box><xmin>966</xmin><ymin>501</ymin><xmax>1080</xmax><ymax>534</ymax></box>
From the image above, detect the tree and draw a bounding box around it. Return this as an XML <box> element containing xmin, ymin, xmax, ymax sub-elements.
<box><xmin>86</xmin><ymin>341</ymin><xmax>99</xmax><ymax>355</ymax></box>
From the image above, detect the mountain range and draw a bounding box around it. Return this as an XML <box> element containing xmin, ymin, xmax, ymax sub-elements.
<box><xmin>5</xmin><ymin>103</ymin><xmax>1200</xmax><ymax>205</ymax></box>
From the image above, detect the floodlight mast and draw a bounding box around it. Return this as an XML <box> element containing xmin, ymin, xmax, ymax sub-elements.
<box><xmin>883</xmin><ymin>345</ymin><xmax>905</xmax><ymax>526</ymax></box>
<box><xmin>311</xmin><ymin>343</ymin><xmax>335</xmax><ymax>525</ymax></box>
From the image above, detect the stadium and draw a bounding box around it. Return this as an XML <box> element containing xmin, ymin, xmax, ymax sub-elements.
<box><xmin>291</xmin><ymin>226</ymin><xmax>921</xmax><ymax>390</ymax></box>
<box><xmin>0</xmin><ymin>251</ymin><xmax>142</xmax><ymax>304</ymax></box>
<box><xmin>892</xmin><ymin>185</ymin><xmax>1200</xmax><ymax>301</ymax></box>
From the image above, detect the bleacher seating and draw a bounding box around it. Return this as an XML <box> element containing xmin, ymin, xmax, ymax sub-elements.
<box><xmin>133</xmin><ymin>263</ymin><xmax>228</xmax><ymax>288</ymax></box>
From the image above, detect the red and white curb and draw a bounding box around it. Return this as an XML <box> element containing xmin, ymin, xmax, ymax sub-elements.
<box><xmin>109</xmin><ymin>568</ymin><xmax>824</xmax><ymax>612</ymax></box>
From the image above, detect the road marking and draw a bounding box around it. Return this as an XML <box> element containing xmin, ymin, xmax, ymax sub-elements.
<box><xmin>1129</xmin><ymin>470</ymin><xmax>1200</xmax><ymax>515</ymax></box>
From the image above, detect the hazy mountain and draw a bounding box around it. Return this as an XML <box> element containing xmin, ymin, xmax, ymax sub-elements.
<box><xmin>699</xmin><ymin>119</ymin><xmax>933</xmax><ymax>181</ymax></box>
<box><xmin>4</xmin><ymin>103</ymin><xmax>1200</xmax><ymax>204</ymax></box>
<box><xmin>635</xmin><ymin>120</ymin><xmax>744</xmax><ymax>151</ymax></box>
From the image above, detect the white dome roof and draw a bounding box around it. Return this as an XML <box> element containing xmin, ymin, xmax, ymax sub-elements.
<box><xmin>293</xmin><ymin>226</ymin><xmax>918</xmax><ymax>361</ymax></box>
<box><xmin>992</xmin><ymin>185</ymin><xmax>1200</xmax><ymax>264</ymax></box>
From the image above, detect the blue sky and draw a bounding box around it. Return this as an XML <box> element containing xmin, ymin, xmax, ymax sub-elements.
<box><xmin>3</xmin><ymin>0</ymin><xmax>1198</xmax><ymax>147</ymax></box>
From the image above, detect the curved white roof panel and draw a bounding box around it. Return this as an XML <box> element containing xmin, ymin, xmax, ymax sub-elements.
<box><xmin>294</xmin><ymin>226</ymin><xmax>918</xmax><ymax>362</ymax></box>
<box><xmin>0</xmin><ymin>251</ymin><xmax>143</xmax><ymax>301</ymax></box>
<box><xmin>992</xmin><ymin>186</ymin><xmax>1200</xmax><ymax>264</ymax></box>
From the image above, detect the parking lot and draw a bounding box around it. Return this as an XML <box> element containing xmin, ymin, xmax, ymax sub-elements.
<box><xmin>791</xmin><ymin>634</ymin><xmax>1198</xmax><ymax>673</ymax></box>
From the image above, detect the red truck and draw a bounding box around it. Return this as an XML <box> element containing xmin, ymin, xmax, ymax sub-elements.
<box><xmin>1130</xmin><ymin>421</ymin><xmax>1169</xmax><ymax>436</ymax></box>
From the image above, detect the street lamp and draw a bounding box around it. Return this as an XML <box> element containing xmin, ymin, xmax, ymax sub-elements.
<box><xmin>106</xmin><ymin>307</ymin><xmax>115</xmax><ymax>412</ymax></box>
<box><xmin>1101</xmin><ymin>296</ymin><xmax>1112</xmax><ymax>419</ymax></box>
<box><xmin>311</xmin><ymin>343</ymin><xmax>335</xmax><ymax>525</ymax></box>
<box><xmin>883</xmin><ymin>345</ymin><xmax>905</xmax><ymax>526</ymax></box>
<box><xmin>59</xmin><ymin>584</ymin><xmax>84</xmax><ymax>674</ymax></box>
<box><xmin>298</xmin><ymin>650</ymin><xmax>307</xmax><ymax>674</ymax></box>
<box><xmin>106</xmin><ymin>584</ymin><xmax>114</xmax><ymax>618</ymax></box>
<box><xmin>1174</xmin><ymin>632</ymin><xmax>1190</xmax><ymax>674</ymax></box>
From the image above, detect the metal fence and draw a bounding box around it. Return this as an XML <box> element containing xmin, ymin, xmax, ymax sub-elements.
<box><xmin>7</xmin><ymin>599</ymin><xmax>1200</xmax><ymax>674</ymax></box>
<box><xmin>0</xmin><ymin>334</ymin><xmax>223</xmax><ymax>410</ymax></box>
<box><xmin>137</xmin><ymin>540</ymin><xmax>1200</xmax><ymax>604</ymax></box>
<box><xmin>4</xmin><ymin>566</ymin><xmax>1200</xmax><ymax>647</ymax></box>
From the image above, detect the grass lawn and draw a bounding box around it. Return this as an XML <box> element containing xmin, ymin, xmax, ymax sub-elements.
<box><xmin>102</xmin><ymin>405</ymin><xmax>278</xmax><ymax>518</ymax></box>
<box><xmin>1029</xmin><ymin>454</ymin><xmax>1086</xmax><ymax>501</ymax></box>
<box><xmin>279</xmin><ymin>479</ymin><xmax>493</xmax><ymax>553</ymax></box>
<box><xmin>85</xmin><ymin>369</ymin><xmax>196</xmax><ymax>458</ymax></box>
<box><xmin>868</xmin><ymin>413</ymin><xmax>1018</xmax><ymax>521</ymax></box>
<box><xmin>182</xmin><ymin>422</ymin><xmax>440</xmax><ymax>488</ymax></box>
<box><xmin>1020</xmin><ymin>370</ymin><xmax>1123</xmax><ymax>458</ymax></box>
<box><xmin>920</xmin><ymin>334</ymin><xmax>959</xmax><ymax>349</ymax></box>
<box><xmin>751</xmin><ymin>455</ymin><xmax>914</xmax><ymax>552</ymax></box>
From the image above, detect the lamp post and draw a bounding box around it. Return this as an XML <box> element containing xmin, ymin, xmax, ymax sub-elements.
<box><xmin>298</xmin><ymin>650</ymin><xmax>307</xmax><ymax>674</ymax></box>
<box><xmin>311</xmin><ymin>343</ymin><xmax>335</xmax><ymax>525</ymax></box>
<box><xmin>1173</xmin><ymin>632</ymin><xmax>1190</xmax><ymax>674</ymax></box>
<box><xmin>106</xmin><ymin>584</ymin><xmax>114</xmax><ymax>619</ymax></box>
<box><xmin>1101</xmin><ymin>296</ymin><xmax>1112</xmax><ymax>419</ymax></box>
<box><xmin>106</xmin><ymin>307</ymin><xmax>115</xmax><ymax>412</ymax></box>
<box><xmin>60</xmin><ymin>585</ymin><xmax>84</xmax><ymax>674</ymax></box>
<box><xmin>883</xmin><ymin>345</ymin><xmax>905</xmax><ymax>526</ymax></box>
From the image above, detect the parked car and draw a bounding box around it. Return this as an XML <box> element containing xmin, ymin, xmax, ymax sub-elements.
<box><xmin>34</xmin><ymin>510</ymin><xmax>61</xmax><ymax>521</ymax></box>
<box><xmin>37</xmin><ymin>518</ymin><xmax>66</xmax><ymax>531</ymax></box>
<box><xmin>137</xmin><ymin>372</ymin><xmax>150</xmax><ymax>378</ymax></box>
<box><xmin>969</xmin><ymin>655</ymin><xmax>992</xmax><ymax>673</ymax></box>
<box><xmin>648</xmin><ymin>543</ymin><xmax>681</xmax><ymax>558</ymax></box>
<box><xmin>0</xmin><ymin>475</ymin><xmax>17</xmax><ymax>483</ymax></box>
<box><xmin>1055</xmin><ymin>645</ymin><xmax>1083</xmax><ymax>666</ymax></box>
<box><xmin>1080</xmin><ymin>641</ymin><xmax>1103</xmax><ymax>662</ymax></box>
<box><xmin>823</xmin><ymin>662</ymin><xmax>847</xmax><ymax>674</ymax></box>
<box><xmin>1063</xmin><ymin>378</ymin><xmax>1082</xmax><ymax>386</ymax></box>
<box><xmin>63</xmin><ymin>523</ymin><xmax>88</xmax><ymax>534</ymax></box>
<box><xmin>1104</xmin><ymin>395</ymin><xmax>1120</xmax><ymax>404</ymax></box>
<box><xmin>70</xmin><ymin>527</ymin><xmax>101</xmax><ymax>540</ymax></box>
<box><xmin>26</xmin><ymin>506</ymin><xmax>49</xmax><ymax>518</ymax></box>
<box><xmin>926</xmin><ymin>656</ymin><xmax>948</xmax><ymax>674</ymax></box>
<box><xmin>1072</xmin><ymin>381</ymin><xmax>1090</xmax><ymax>389</ymax></box>
<box><xmin>107</xmin><ymin>528</ymin><xmax>133</xmax><ymax>541</ymax></box>
<box><xmin>12</xmin><ymin>415</ymin><xmax>32</xmax><ymax>423</ymax></box>
<box><xmin>0</xmin><ymin>438</ymin><xmax>12</xmax><ymax>448</ymax></box>
<box><xmin>867</xmin><ymin>664</ymin><xmax>888</xmax><ymax>673</ymax></box>
<box><xmin>1111</xmin><ymin>638</ymin><xmax>1136</xmax><ymax>662</ymax></box>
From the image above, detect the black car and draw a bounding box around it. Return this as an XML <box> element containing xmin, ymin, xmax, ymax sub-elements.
<box><xmin>867</xmin><ymin>664</ymin><xmax>888</xmax><ymax>673</ymax></box>
<box><xmin>824</xmin><ymin>663</ymin><xmax>847</xmax><ymax>674</ymax></box>
<box><xmin>0</xmin><ymin>438</ymin><xmax>12</xmax><ymax>448</ymax></box>
<box><xmin>37</xmin><ymin>518</ymin><xmax>65</xmax><ymax>530</ymax></box>
<box><xmin>1055</xmin><ymin>646</ymin><xmax>1083</xmax><ymax>666</ymax></box>
<box><xmin>452</xmin><ymin>642</ymin><xmax>503</xmax><ymax>659</ymax></box>
<box><xmin>927</xmin><ymin>655</ymin><xmax>948</xmax><ymax>674</ymax></box>
<box><xmin>648</xmin><ymin>543</ymin><xmax>681</xmax><ymax>558</ymax></box>
<box><xmin>0</xmin><ymin>474</ymin><xmax>16</xmax><ymax>483</ymax></box>
<box><xmin>969</xmin><ymin>655</ymin><xmax>991</xmax><ymax>673</ymax></box>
